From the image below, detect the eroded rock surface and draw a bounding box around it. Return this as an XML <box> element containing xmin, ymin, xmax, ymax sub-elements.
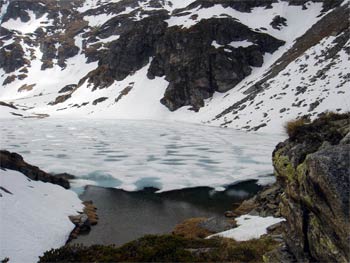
<box><xmin>272</xmin><ymin>113</ymin><xmax>350</xmax><ymax>262</ymax></box>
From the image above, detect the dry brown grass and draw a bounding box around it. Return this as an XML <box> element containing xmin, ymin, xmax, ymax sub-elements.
<box><xmin>173</xmin><ymin>217</ymin><xmax>212</xmax><ymax>238</ymax></box>
<box><xmin>284</xmin><ymin>118</ymin><xmax>308</xmax><ymax>138</ymax></box>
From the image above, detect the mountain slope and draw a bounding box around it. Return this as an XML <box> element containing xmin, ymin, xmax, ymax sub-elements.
<box><xmin>0</xmin><ymin>0</ymin><xmax>348</xmax><ymax>132</ymax></box>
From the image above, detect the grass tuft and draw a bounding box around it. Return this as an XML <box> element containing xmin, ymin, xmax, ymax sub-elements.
<box><xmin>284</xmin><ymin>111</ymin><xmax>349</xmax><ymax>143</ymax></box>
<box><xmin>284</xmin><ymin>118</ymin><xmax>309</xmax><ymax>138</ymax></box>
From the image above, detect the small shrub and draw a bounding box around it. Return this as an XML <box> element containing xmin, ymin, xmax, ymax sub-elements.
<box><xmin>284</xmin><ymin>111</ymin><xmax>350</xmax><ymax>143</ymax></box>
<box><xmin>173</xmin><ymin>217</ymin><xmax>212</xmax><ymax>238</ymax></box>
<box><xmin>284</xmin><ymin>118</ymin><xmax>309</xmax><ymax>138</ymax></box>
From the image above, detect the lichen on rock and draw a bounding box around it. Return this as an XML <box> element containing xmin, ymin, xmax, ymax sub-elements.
<box><xmin>272</xmin><ymin>112</ymin><xmax>350</xmax><ymax>262</ymax></box>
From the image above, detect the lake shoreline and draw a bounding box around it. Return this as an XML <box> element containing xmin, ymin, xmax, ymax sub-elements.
<box><xmin>71</xmin><ymin>179</ymin><xmax>264</xmax><ymax>246</ymax></box>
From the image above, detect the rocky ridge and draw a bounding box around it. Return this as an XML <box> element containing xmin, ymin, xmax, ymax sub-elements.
<box><xmin>0</xmin><ymin>0</ymin><xmax>348</xmax><ymax>131</ymax></box>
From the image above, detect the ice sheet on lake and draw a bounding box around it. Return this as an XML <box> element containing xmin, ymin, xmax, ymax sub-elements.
<box><xmin>0</xmin><ymin>119</ymin><xmax>284</xmax><ymax>192</ymax></box>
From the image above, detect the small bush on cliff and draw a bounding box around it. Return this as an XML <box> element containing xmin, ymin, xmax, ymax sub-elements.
<box><xmin>284</xmin><ymin>111</ymin><xmax>349</xmax><ymax>144</ymax></box>
<box><xmin>284</xmin><ymin>118</ymin><xmax>309</xmax><ymax>138</ymax></box>
<box><xmin>39</xmin><ymin>235</ymin><xmax>278</xmax><ymax>262</ymax></box>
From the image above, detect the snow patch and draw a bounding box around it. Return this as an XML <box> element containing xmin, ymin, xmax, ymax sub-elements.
<box><xmin>212</xmin><ymin>40</ymin><xmax>254</xmax><ymax>49</ymax></box>
<box><xmin>229</xmin><ymin>40</ymin><xmax>255</xmax><ymax>48</ymax></box>
<box><xmin>2</xmin><ymin>11</ymin><xmax>53</xmax><ymax>34</ymax></box>
<box><xmin>0</xmin><ymin>169</ymin><xmax>83</xmax><ymax>263</ymax></box>
<box><xmin>208</xmin><ymin>214</ymin><xmax>285</xmax><ymax>241</ymax></box>
<box><xmin>84</xmin><ymin>13</ymin><xmax>116</xmax><ymax>27</ymax></box>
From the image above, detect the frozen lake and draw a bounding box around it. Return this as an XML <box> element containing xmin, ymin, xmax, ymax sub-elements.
<box><xmin>0</xmin><ymin>119</ymin><xmax>284</xmax><ymax>193</ymax></box>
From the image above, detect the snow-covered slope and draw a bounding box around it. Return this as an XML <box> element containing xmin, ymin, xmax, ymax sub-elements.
<box><xmin>0</xmin><ymin>0</ymin><xmax>348</xmax><ymax>132</ymax></box>
<box><xmin>0</xmin><ymin>169</ymin><xmax>83</xmax><ymax>263</ymax></box>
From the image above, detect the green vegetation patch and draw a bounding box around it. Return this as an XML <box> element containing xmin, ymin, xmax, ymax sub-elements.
<box><xmin>39</xmin><ymin>234</ymin><xmax>278</xmax><ymax>262</ymax></box>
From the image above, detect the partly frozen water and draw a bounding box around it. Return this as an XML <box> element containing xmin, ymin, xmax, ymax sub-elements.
<box><xmin>0</xmin><ymin>119</ymin><xmax>284</xmax><ymax>193</ymax></box>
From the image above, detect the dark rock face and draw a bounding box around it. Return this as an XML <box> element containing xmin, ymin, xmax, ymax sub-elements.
<box><xmin>272</xmin><ymin>113</ymin><xmax>350</xmax><ymax>262</ymax></box>
<box><xmin>0</xmin><ymin>150</ymin><xmax>70</xmax><ymax>189</ymax></box>
<box><xmin>0</xmin><ymin>42</ymin><xmax>27</xmax><ymax>73</ymax></box>
<box><xmin>92</xmin><ymin>97</ymin><xmax>108</xmax><ymax>105</ymax></box>
<box><xmin>305</xmin><ymin>146</ymin><xmax>349</xmax><ymax>261</ymax></box>
<box><xmin>96</xmin><ymin>12</ymin><xmax>169</xmax><ymax>81</ymax></box>
<box><xmin>49</xmin><ymin>93</ymin><xmax>72</xmax><ymax>105</ymax></box>
<box><xmin>83</xmin><ymin>7</ymin><xmax>284</xmax><ymax>110</ymax></box>
<box><xmin>149</xmin><ymin>18</ymin><xmax>284</xmax><ymax>111</ymax></box>
<box><xmin>0</xmin><ymin>101</ymin><xmax>17</xmax><ymax>109</ymax></box>
<box><xmin>156</xmin><ymin>18</ymin><xmax>283</xmax><ymax>111</ymax></box>
<box><xmin>58</xmin><ymin>84</ymin><xmax>77</xmax><ymax>94</ymax></box>
<box><xmin>40</xmin><ymin>38</ymin><xmax>57</xmax><ymax>70</ymax></box>
<box><xmin>0</xmin><ymin>26</ymin><xmax>14</xmax><ymax>42</ymax></box>
<box><xmin>40</xmin><ymin>38</ymin><xmax>80</xmax><ymax>70</ymax></box>
<box><xmin>57</xmin><ymin>40</ymin><xmax>80</xmax><ymax>68</ymax></box>
<box><xmin>233</xmin><ymin>182</ymin><xmax>283</xmax><ymax>218</ymax></box>
<box><xmin>1</xmin><ymin>0</ymin><xmax>48</xmax><ymax>24</ymax></box>
<box><xmin>270</xmin><ymin>15</ymin><xmax>287</xmax><ymax>30</ymax></box>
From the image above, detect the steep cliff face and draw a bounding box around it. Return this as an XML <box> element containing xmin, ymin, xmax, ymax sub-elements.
<box><xmin>272</xmin><ymin>113</ymin><xmax>350</xmax><ymax>262</ymax></box>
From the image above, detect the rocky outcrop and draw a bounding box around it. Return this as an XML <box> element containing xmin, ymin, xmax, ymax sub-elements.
<box><xmin>0</xmin><ymin>42</ymin><xmax>27</xmax><ymax>73</ymax></box>
<box><xmin>150</xmin><ymin>18</ymin><xmax>284</xmax><ymax>111</ymax></box>
<box><xmin>58</xmin><ymin>84</ymin><xmax>77</xmax><ymax>94</ymax></box>
<box><xmin>272</xmin><ymin>113</ymin><xmax>350</xmax><ymax>262</ymax></box>
<box><xmin>87</xmin><ymin>15</ymin><xmax>284</xmax><ymax>111</ymax></box>
<box><xmin>89</xmin><ymin>12</ymin><xmax>169</xmax><ymax>90</ymax></box>
<box><xmin>0</xmin><ymin>101</ymin><xmax>17</xmax><ymax>109</ymax></box>
<box><xmin>233</xmin><ymin>183</ymin><xmax>283</xmax><ymax>218</ymax></box>
<box><xmin>92</xmin><ymin>97</ymin><xmax>108</xmax><ymax>105</ymax></box>
<box><xmin>270</xmin><ymin>15</ymin><xmax>287</xmax><ymax>30</ymax></box>
<box><xmin>212</xmin><ymin>3</ymin><xmax>349</xmax><ymax>129</ymax></box>
<box><xmin>0</xmin><ymin>150</ymin><xmax>71</xmax><ymax>189</ymax></box>
<box><xmin>1</xmin><ymin>0</ymin><xmax>48</xmax><ymax>23</ymax></box>
<box><xmin>68</xmin><ymin>200</ymin><xmax>98</xmax><ymax>242</ymax></box>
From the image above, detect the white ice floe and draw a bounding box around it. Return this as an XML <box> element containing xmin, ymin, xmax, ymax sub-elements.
<box><xmin>0</xmin><ymin>169</ymin><xmax>83</xmax><ymax>263</ymax></box>
<box><xmin>0</xmin><ymin>119</ymin><xmax>284</xmax><ymax>193</ymax></box>
<box><xmin>208</xmin><ymin>214</ymin><xmax>285</xmax><ymax>241</ymax></box>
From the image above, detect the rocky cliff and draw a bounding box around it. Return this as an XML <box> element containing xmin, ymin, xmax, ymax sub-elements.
<box><xmin>272</xmin><ymin>112</ymin><xmax>350</xmax><ymax>262</ymax></box>
<box><xmin>0</xmin><ymin>0</ymin><xmax>348</xmax><ymax>131</ymax></box>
